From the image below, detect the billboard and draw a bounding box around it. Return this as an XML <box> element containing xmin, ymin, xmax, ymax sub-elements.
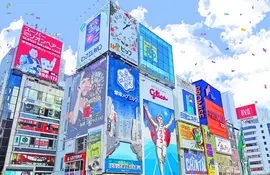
<box><xmin>178</xmin><ymin>122</ymin><xmax>204</xmax><ymax>151</ymax></box>
<box><xmin>11</xmin><ymin>153</ymin><xmax>55</xmax><ymax>166</ymax></box>
<box><xmin>215</xmin><ymin>136</ymin><xmax>232</xmax><ymax>155</ymax></box>
<box><xmin>65</xmin><ymin>58</ymin><xmax>107</xmax><ymax>139</ymax></box>
<box><xmin>5</xmin><ymin>171</ymin><xmax>33</xmax><ymax>175</ymax></box>
<box><xmin>201</xmin><ymin>125</ymin><xmax>216</xmax><ymax>175</ymax></box>
<box><xmin>184</xmin><ymin>153</ymin><xmax>207</xmax><ymax>174</ymax></box>
<box><xmin>236</xmin><ymin>104</ymin><xmax>257</xmax><ymax>120</ymax></box>
<box><xmin>143</xmin><ymin>100</ymin><xmax>179</xmax><ymax>175</ymax></box>
<box><xmin>77</xmin><ymin>3</ymin><xmax>110</xmax><ymax>69</ymax></box>
<box><xmin>105</xmin><ymin>56</ymin><xmax>142</xmax><ymax>174</ymax></box>
<box><xmin>205</xmin><ymin>98</ymin><xmax>228</xmax><ymax>139</ymax></box>
<box><xmin>109</xmin><ymin>2</ymin><xmax>138</xmax><ymax>65</ymax></box>
<box><xmin>14</xmin><ymin>135</ymin><xmax>56</xmax><ymax>150</ymax></box>
<box><xmin>14</xmin><ymin>25</ymin><xmax>62</xmax><ymax>83</ymax></box>
<box><xmin>139</xmin><ymin>24</ymin><xmax>174</xmax><ymax>84</ymax></box>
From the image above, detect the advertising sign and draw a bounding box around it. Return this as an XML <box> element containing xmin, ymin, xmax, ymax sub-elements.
<box><xmin>178</xmin><ymin>122</ymin><xmax>204</xmax><ymax>151</ymax></box>
<box><xmin>201</xmin><ymin>125</ymin><xmax>216</xmax><ymax>175</ymax></box>
<box><xmin>231</xmin><ymin>148</ymin><xmax>240</xmax><ymax>161</ymax></box>
<box><xmin>143</xmin><ymin>99</ymin><xmax>179</xmax><ymax>175</ymax></box>
<box><xmin>65</xmin><ymin>58</ymin><xmax>107</xmax><ymax>139</ymax></box>
<box><xmin>64</xmin><ymin>152</ymin><xmax>86</xmax><ymax>163</ymax></box>
<box><xmin>205</xmin><ymin>98</ymin><xmax>228</xmax><ymax>139</ymax></box>
<box><xmin>77</xmin><ymin>3</ymin><xmax>110</xmax><ymax>69</ymax></box>
<box><xmin>215</xmin><ymin>136</ymin><xmax>232</xmax><ymax>155</ymax></box>
<box><xmin>87</xmin><ymin>127</ymin><xmax>103</xmax><ymax>172</ymax></box>
<box><xmin>109</xmin><ymin>2</ymin><xmax>138</xmax><ymax>65</ymax></box>
<box><xmin>236</xmin><ymin>104</ymin><xmax>257</xmax><ymax>120</ymax></box>
<box><xmin>65</xmin><ymin>139</ymin><xmax>76</xmax><ymax>154</ymax></box>
<box><xmin>11</xmin><ymin>153</ymin><xmax>55</xmax><ymax>166</ymax></box>
<box><xmin>14</xmin><ymin>25</ymin><xmax>62</xmax><ymax>83</ymax></box>
<box><xmin>105</xmin><ymin>56</ymin><xmax>142</xmax><ymax>174</ymax></box>
<box><xmin>184</xmin><ymin>153</ymin><xmax>207</xmax><ymax>174</ymax></box>
<box><xmin>5</xmin><ymin>171</ymin><xmax>33</xmax><ymax>175</ymax></box>
<box><xmin>139</xmin><ymin>24</ymin><xmax>174</xmax><ymax>84</ymax></box>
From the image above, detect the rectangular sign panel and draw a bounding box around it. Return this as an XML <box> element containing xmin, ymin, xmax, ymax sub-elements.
<box><xmin>11</xmin><ymin>153</ymin><xmax>55</xmax><ymax>166</ymax></box>
<box><xmin>14</xmin><ymin>25</ymin><xmax>62</xmax><ymax>83</ymax></box>
<box><xmin>139</xmin><ymin>24</ymin><xmax>174</xmax><ymax>84</ymax></box>
<box><xmin>77</xmin><ymin>3</ymin><xmax>110</xmax><ymax>69</ymax></box>
<box><xmin>65</xmin><ymin>58</ymin><xmax>107</xmax><ymax>139</ymax></box>
<box><xmin>236</xmin><ymin>104</ymin><xmax>257</xmax><ymax>120</ymax></box>
<box><xmin>184</xmin><ymin>153</ymin><xmax>207</xmax><ymax>174</ymax></box>
<box><xmin>178</xmin><ymin>122</ymin><xmax>204</xmax><ymax>151</ymax></box>
<box><xmin>109</xmin><ymin>2</ymin><xmax>138</xmax><ymax>65</ymax></box>
<box><xmin>6</xmin><ymin>171</ymin><xmax>33</xmax><ymax>175</ymax></box>
<box><xmin>143</xmin><ymin>99</ymin><xmax>179</xmax><ymax>175</ymax></box>
<box><xmin>215</xmin><ymin>136</ymin><xmax>232</xmax><ymax>155</ymax></box>
<box><xmin>105</xmin><ymin>56</ymin><xmax>142</xmax><ymax>174</ymax></box>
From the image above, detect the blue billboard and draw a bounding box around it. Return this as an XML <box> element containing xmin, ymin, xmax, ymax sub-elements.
<box><xmin>139</xmin><ymin>24</ymin><xmax>175</xmax><ymax>84</ymax></box>
<box><xmin>105</xmin><ymin>56</ymin><xmax>142</xmax><ymax>174</ymax></box>
<box><xmin>184</xmin><ymin>153</ymin><xmax>207</xmax><ymax>174</ymax></box>
<box><xmin>182</xmin><ymin>89</ymin><xmax>197</xmax><ymax>116</ymax></box>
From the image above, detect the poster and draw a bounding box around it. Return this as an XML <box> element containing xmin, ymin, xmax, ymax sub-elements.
<box><xmin>143</xmin><ymin>99</ymin><xmax>179</xmax><ymax>175</ymax></box>
<box><xmin>109</xmin><ymin>2</ymin><xmax>138</xmax><ymax>65</ymax></box>
<box><xmin>105</xmin><ymin>56</ymin><xmax>142</xmax><ymax>174</ymax></box>
<box><xmin>77</xmin><ymin>4</ymin><xmax>110</xmax><ymax>69</ymax></box>
<box><xmin>178</xmin><ymin>122</ymin><xmax>204</xmax><ymax>151</ymax></box>
<box><xmin>65</xmin><ymin>58</ymin><xmax>107</xmax><ymax>139</ymax></box>
<box><xmin>87</xmin><ymin>128</ymin><xmax>103</xmax><ymax>172</ymax></box>
<box><xmin>14</xmin><ymin>25</ymin><xmax>62</xmax><ymax>83</ymax></box>
<box><xmin>184</xmin><ymin>153</ymin><xmax>207</xmax><ymax>174</ymax></box>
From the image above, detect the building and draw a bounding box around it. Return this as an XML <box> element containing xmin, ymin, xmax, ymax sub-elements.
<box><xmin>0</xmin><ymin>24</ymin><xmax>64</xmax><ymax>175</ymax></box>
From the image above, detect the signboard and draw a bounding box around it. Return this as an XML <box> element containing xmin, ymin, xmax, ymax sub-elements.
<box><xmin>11</xmin><ymin>153</ymin><xmax>55</xmax><ymax>166</ymax></box>
<box><xmin>14</xmin><ymin>25</ymin><xmax>62</xmax><ymax>83</ymax></box>
<box><xmin>105</xmin><ymin>56</ymin><xmax>142</xmax><ymax>174</ymax></box>
<box><xmin>178</xmin><ymin>122</ymin><xmax>204</xmax><ymax>151</ymax></box>
<box><xmin>77</xmin><ymin>3</ymin><xmax>110</xmax><ymax>69</ymax></box>
<box><xmin>65</xmin><ymin>58</ymin><xmax>107</xmax><ymax>139</ymax></box>
<box><xmin>184</xmin><ymin>153</ymin><xmax>207</xmax><ymax>174</ymax></box>
<box><xmin>139</xmin><ymin>24</ymin><xmax>174</xmax><ymax>83</ymax></box>
<box><xmin>215</xmin><ymin>136</ymin><xmax>232</xmax><ymax>155</ymax></box>
<box><xmin>109</xmin><ymin>2</ymin><xmax>138</xmax><ymax>65</ymax></box>
<box><xmin>64</xmin><ymin>152</ymin><xmax>86</xmax><ymax>163</ymax></box>
<box><xmin>143</xmin><ymin>99</ymin><xmax>179</xmax><ymax>175</ymax></box>
<box><xmin>5</xmin><ymin>171</ymin><xmax>33</xmax><ymax>175</ymax></box>
<box><xmin>65</xmin><ymin>139</ymin><xmax>76</xmax><ymax>154</ymax></box>
<box><xmin>236</xmin><ymin>104</ymin><xmax>257</xmax><ymax>120</ymax></box>
<box><xmin>231</xmin><ymin>148</ymin><xmax>240</xmax><ymax>161</ymax></box>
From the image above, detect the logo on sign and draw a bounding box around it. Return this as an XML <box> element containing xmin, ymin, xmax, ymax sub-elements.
<box><xmin>117</xmin><ymin>68</ymin><xmax>135</xmax><ymax>92</ymax></box>
<box><xmin>69</xmin><ymin>154</ymin><xmax>83</xmax><ymax>161</ymax></box>
<box><xmin>241</xmin><ymin>108</ymin><xmax>251</xmax><ymax>116</ymax></box>
<box><xmin>81</xmin><ymin>44</ymin><xmax>102</xmax><ymax>62</ymax></box>
<box><xmin>110</xmin><ymin>43</ymin><xmax>132</xmax><ymax>56</ymax></box>
<box><xmin>149</xmin><ymin>88</ymin><xmax>168</xmax><ymax>101</ymax></box>
<box><xmin>205</xmin><ymin>85</ymin><xmax>216</xmax><ymax>101</ymax></box>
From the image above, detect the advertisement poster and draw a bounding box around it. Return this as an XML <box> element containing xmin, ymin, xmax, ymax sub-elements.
<box><xmin>215</xmin><ymin>136</ymin><xmax>232</xmax><ymax>155</ymax></box>
<box><xmin>184</xmin><ymin>153</ymin><xmax>207</xmax><ymax>174</ymax></box>
<box><xmin>143</xmin><ymin>99</ymin><xmax>179</xmax><ymax>175</ymax></box>
<box><xmin>11</xmin><ymin>153</ymin><xmax>55</xmax><ymax>166</ymax></box>
<box><xmin>236</xmin><ymin>104</ymin><xmax>257</xmax><ymax>120</ymax></box>
<box><xmin>5</xmin><ymin>171</ymin><xmax>33</xmax><ymax>175</ymax></box>
<box><xmin>65</xmin><ymin>58</ymin><xmax>107</xmax><ymax>139</ymax></box>
<box><xmin>139</xmin><ymin>24</ymin><xmax>174</xmax><ymax>84</ymax></box>
<box><xmin>178</xmin><ymin>122</ymin><xmax>204</xmax><ymax>151</ymax></box>
<box><xmin>77</xmin><ymin>4</ymin><xmax>110</xmax><ymax>69</ymax></box>
<box><xmin>109</xmin><ymin>2</ymin><xmax>138</xmax><ymax>65</ymax></box>
<box><xmin>201</xmin><ymin>125</ymin><xmax>216</xmax><ymax>175</ymax></box>
<box><xmin>105</xmin><ymin>56</ymin><xmax>142</xmax><ymax>174</ymax></box>
<box><xmin>14</xmin><ymin>25</ymin><xmax>62</xmax><ymax>83</ymax></box>
<box><xmin>87</xmin><ymin>128</ymin><xmax>102</xmax><ymax>172</ymax></box>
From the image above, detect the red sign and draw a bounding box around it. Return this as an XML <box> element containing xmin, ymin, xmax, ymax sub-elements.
<box><xmin>12</xmin><ymin>153</ymin><xmax>55</xmax><ymax>166</ymax></box>
<box><xmin>149</xmin><ymin>88</ymin><xmax>168</xmax><ymax>101</ymax></box>
<box><xmin>18</xmin><ymin>118</ymin><xmax>59</xmax><ymax>134</ymax></box>
<box><xmin>236</xmin><ymin>104</ymin><xmax>257</xmax><ymax>120</ymax></box>
<box><xmin>64</xmin><ymin>152</ymin><xmax>86</xmax><ymax>163</ymax></box>
<box><xmin>14</xmin><ymin>25</ymin><xmax>63</xmax><ymax>83</ymax></box>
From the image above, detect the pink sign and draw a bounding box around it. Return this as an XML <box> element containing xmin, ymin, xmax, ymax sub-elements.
<box><xmin>231</xmin><ymin>148</ymin><xmax>240</xmax><ymax>161</ymax></box>
<box><xmin>236</xmin><ymin>104</ymin><xmax>257</xmax><ymax>120</ymax></box>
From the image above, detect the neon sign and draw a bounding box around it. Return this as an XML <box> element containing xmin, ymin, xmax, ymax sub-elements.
<box><xmin>149</xmin><ymin>88</ymin><xmax>168</xmax><ymax>101</ymax></box>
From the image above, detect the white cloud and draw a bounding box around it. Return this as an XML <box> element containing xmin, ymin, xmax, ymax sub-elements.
<box><xmin>62</xmin><ymin>46</ymin><xmax>77</xmax><ymax>75</ymax></box>
<box><xmin>130</xmin><ymin>6</ymin><xmax>148</xmax><ymax>26</ymax></box>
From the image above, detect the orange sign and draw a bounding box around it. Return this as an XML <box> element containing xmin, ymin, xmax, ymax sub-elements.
<box><xmin>205</xmin><ymin>98</ymin><xmax>228</xmax><ymax>139</ymax></box>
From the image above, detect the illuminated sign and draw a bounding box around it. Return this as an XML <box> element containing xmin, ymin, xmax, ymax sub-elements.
<box><xmin>65</xmin><ymin>152</ymin><xmax>86</xmax><ymax>162</ymax></box>
<box><xmin>196</xmin><ymin>86</ymin><xmax>207</xmax><ymax>123</ymax></box>
<box><xmin>236</xmin><ymin>104</ymin><xmax>257</xmax><ymax>120</ymax></box>
<box><xmin>149</xmin><ymin>88</ymin><xmax>168</xmax><ymax>101</ymax></box>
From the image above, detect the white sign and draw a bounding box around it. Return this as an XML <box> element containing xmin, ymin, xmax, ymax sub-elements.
<box><xmin>140</xmin><ymin>75</ymin><xmax>173</xmax><ymax>109</ymax></box>
<box><xmin>109</xmin><ymin>2</ymin><xmax>138</xmax><ymax>65</ymax></box>
<box><xmin>65</xmin><ymin>139</ymin><xmax>76</xmax><ymax>154</ymax></box>
<box><xmin>77</xmin><ymin>3</ymin><xmax>110</xmax><ymax>70</ymax></box>
<box><xmin>176</xmin><ymin>76</ymin><xmax>195</xmax><ymax>93</ymax></box>
<box><xmin>215</xmin><ymin>136</ymin><xmax>232</xmax><ymax>155</ymax></box>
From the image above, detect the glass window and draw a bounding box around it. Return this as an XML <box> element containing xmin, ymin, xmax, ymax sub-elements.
<box><xmin>10</xmin><ymin>96</ymin><xmax>17</xmax><ymax>104</ymax></box>
<box><xmin>68</xmin><ymin>87</ymin><xmax>71</xmax><ymax>97</ymax></box>
<box><xmin>23</xmin><ymin>88</ymin><xmax>30</xmax><ymax>97</ymax></box>
<box><xmin>55</xmin><ymin>96</ymin><xmax>62</xmax><ymax>105</ymax></box>
<box><xmin>46</xmin><ymin>94</ymin><xmax>54</xmax><ymax>104</ymax></box>
<box><xmin>60</xmin><ymin>157</ymin><xmax>64</xmax><ymax>170</ymax></box>
<box><xmin>8</xmin><ymin>104</ymin><xmax>15</xmax><ymax>111</ymax></box>
<box><xmin>12</xmin><ymin>88</ymin><xmax>19</xmax><ymax>96</ymax></box>
<box><xmin>29</xmin><ymin>89</ymin><xmax>38</xmax><ymax>100</ymax></box>
<box><xmin>37</xmin><ymin>91</ymin><xmax>43</xmax><ymax>101</ymax></box>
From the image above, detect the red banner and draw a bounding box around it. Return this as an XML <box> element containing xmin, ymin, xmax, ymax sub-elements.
<box><xmin>236</xmin><ymin>104</ymin><xmax>257</xmax><ymax>120</ymax></box>
<box><xmin>11</xmin><ymin>153</ymin><xmax>55</xmax><ymax>166</ymax></box>
<box><xmin>64</xmin><ymin>152</ymin><xmax>86</xmax><ymax>163</ymax></box>
<box><xmin>18</xmin><ymin>118</ymin><xmax>59</xmax><ymax>134</ymax></box>
<box><xmin>14</xmin><ymin>25</ymin><xmax>63</xmax><ymax>83</ymax></box>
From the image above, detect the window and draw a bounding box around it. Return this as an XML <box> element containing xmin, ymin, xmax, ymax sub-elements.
<box><xmin>62</xmin><ymin>141</ymin><xmax>65</xmax><ymax>151</ymax></box>
<box><xmin>46</xmin><ymin>94</ymin><xmax>54</xmax><ymax>104</ymax></box>
<box><xmin>37</xmin><ymin>91</ymin><xmax>43</xmax><ymax>101</ymax></box>
<box><xmin>66</xmin><ymin>102</ymin><xmax>70</xmax><ymax>113</ymax></box>
<box><xmin>23</xmin><ymin>88</ymin><xmax>30</xmax><ymax>97</ymax></box>
<box><xmin>76</xmin><ymin>136</ymin><xmax>86</xmax><ymax>152</ymax></box>
<box><xmin>68</xmin><ymin>87</ymin><xmax>71</xmax><ymax>97</ymax></box>
<box><xmin>29</xmin><ymin>89</ymin><xmax>38</xmax><ymax>100</ymax></box>
<box><xmin>60</xmin><ymin>157</ymin><xmax>64</xmax><ymax>170</ymax></box>
<box><xmin>244</xmin><ymin>137</ymin><xmax>256</xmax><ymax>142</ymax></box>
<box><xmin>55</xmin><ymin>96</ymin><xmax>62</xmax><ymax>105</ymax></box>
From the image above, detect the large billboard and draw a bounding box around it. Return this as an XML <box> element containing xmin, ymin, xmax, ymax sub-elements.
<box><xmin>65</xmin><ymin>58</ymin><xmax>107</xmax><ymax>139</ymax></box>
<box><xmin>11</xmin><ymin>153</ymin><xmax>55</xmax><ymax>166</ymax></box>
<box><xmin>105</xmin><ymin>56</ymin><xmax>142</xmax><ymax>174</ymax></box>
<box><xmin>184</xmin><ymin>153</ymin><xmax>207</xmax><ymax>174</ymax></box>
<box><xmin>143</xmin><ymin>100</ymin><xmax>178</xmax><ymax>175</ymax></box>
<box><xmin>139</xmin><ymin>24</ymin><xmax>174</xmax><ymax>84</ymax></box>
<box><xmin>14</xmin><ymin>25</ymin><xmax>62</xmax><ymax>83</ymax></box>
<box><xmin>178</xmin><ymin>122</ymin><xmax>204</xmax><ymax>151</ymax></box>
<box><xmin>236</xmin><ymin>104</ymin><xmax>257</xmax><ymax>120</ymax></box>
<box><xmin>77</xmin><ymin>3</ymin><xmax>110</xmax><ymax>69</ymax></box>
<box><xmin>109</xmin><ymin>2</ymin><xmax>138</xmax><ymax>65</ymax></box>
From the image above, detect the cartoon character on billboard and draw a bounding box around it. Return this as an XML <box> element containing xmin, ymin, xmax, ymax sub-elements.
<box><xmin>19</xmin><ymin>48</ymin><xmax>42</xmax><ymax>76</ymax></box>
<box><xmin>143</xmin><ymin>103</ymin><xmax>174</xmax><ymax>175</ymax></box>
<box><xmin>192</xmin><ymin>128</ymin><xmax>204</xmax><ymax>149</ymax></box>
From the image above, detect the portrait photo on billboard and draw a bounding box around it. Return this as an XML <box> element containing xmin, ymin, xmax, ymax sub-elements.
<box><xmin>143</xmin><ymin>99</ymin><xmax>179</xmax><ymax>175</ymax></box>
<box><xmin>65</xmin><ymin>58</ymin><xmax>107</xmax><ymax>139</ymax></box>
<box><xmin>77</xmin><ymin>3</ymin><xmax>110</xmax><ymax>69</ymax></box>
<box><xmin>105</xmin><ymin>56</ymin><xmax>142</xmax><ymax>174</ymax></box>
<box><xmin>109</xmin><ymin>2</ymin><xmax>138</xmax><ymax>65</ymax></box>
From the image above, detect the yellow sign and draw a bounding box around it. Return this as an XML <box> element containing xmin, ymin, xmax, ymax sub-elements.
<box><xmin>143</xmin><ymin>40</ymin><xmax>157</xmax><ymax>62</ymax></box>
<box><xmin>179</xmin><ymin>122</ymin><xmax>194</xmax><ymax>140</ymax></box>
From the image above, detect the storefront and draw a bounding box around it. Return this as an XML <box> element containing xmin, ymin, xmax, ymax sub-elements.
<box><xmin>64</xmin><ymin>152</ymin><xmax>86</xmax><ymax>175</ymax></box>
